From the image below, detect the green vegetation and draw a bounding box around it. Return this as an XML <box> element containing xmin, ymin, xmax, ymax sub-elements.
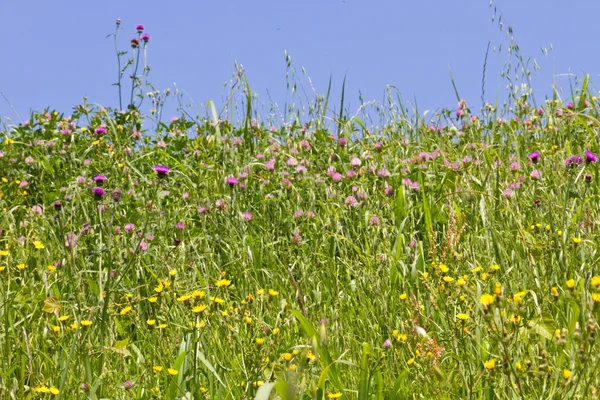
<box><xmin>2</xmin><ymin>18</ymin><xmax>600</xmax><ymax>400</ymax></box>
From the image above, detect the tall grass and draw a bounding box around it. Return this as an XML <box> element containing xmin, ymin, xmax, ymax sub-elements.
<box><xmin>1</xmin><ymin>16</ymin><xmax>600</xmax><ymax>400</ymax></box>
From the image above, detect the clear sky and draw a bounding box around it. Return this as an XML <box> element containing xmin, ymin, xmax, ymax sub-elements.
<box><xmin>1</xmin><ymin>0</ymin><xmax>599</xmax><ymax>125</ymax></box>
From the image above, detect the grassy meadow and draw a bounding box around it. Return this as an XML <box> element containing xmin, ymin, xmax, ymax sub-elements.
<box><xmin>2</xmin><ymin>21</ymin><xmax>600</xmax><ymax>400</ymax></box>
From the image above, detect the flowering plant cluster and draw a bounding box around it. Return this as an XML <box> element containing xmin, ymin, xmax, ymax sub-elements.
<box><xmin>1</xmin><ymin>21</ymin><xmax>600</xmax><ymax>400</ymax></box>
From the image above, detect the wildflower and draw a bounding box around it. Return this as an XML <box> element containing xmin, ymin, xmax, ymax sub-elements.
<box><xmin>272</xmin><ymin>328</ymin><xmax>280</xmax><ymax>335</ymax></box>
<box><xmin>443</xmin><ymin>276</ymin><xmax>454</xmax><ymax>283</ymax></box>
<box><xmin>95</xmin><ymin>126</ymin><xmax>107</xmax><ymax>135</ymax></box>
<box><xmin>153</xmin><ymin>165</ymin><xmax>170</xmax><ymax>178</ymax></box>
<box><xmin>457</xmin><ymin>313</ymin><xmax>469</xmax><ymax>321</ymax></box>
<box><xmin>585</xmin><ymin>150</ymin><xmax>598</xmax><ymax>164</ymax></box>
<box><xmin>141</xmin><ymin>33</ymin><xmax>151</xmax><ymax>43</ymax></box>
<box><xmin>33</xmin><ymin>241</ymin><xmax>44</xmax><ymax>249</ymax></box>
<box><xmin>268</xmin><ymin>289</ymin><xmax>279</xmax><ymax>296</ymax></box>
<box><xmin>242</xmin><ymin>211</ymin><xmax>253</xmax><ymax>221</ymax></box>
<box><xmin>572</xmin><ymin>237</ymin><xmax>581</xmax><ymax>245</ymax></box>
<box><xmin>439</xmin><ymin>264</ymin><xmax>449</xmax><ymax>273</ymax></box>
<box><xmin>566</xmin><ymin>279</ymin><xmax>576</xmax><ymax>289</ymax></box>
<box><xmin>565</xmin><ymin>155</ymin><xmax>583</xmax><ymax>168</ymax></box>
<box><xmin>81</xmin><ymin>320</ymin><xmax>92</xmax><ymax>327</ymax></box>
<box><xmin>383</xmin><ymin>339</ymin><xmax>392</xmax><ymax>349</ymax></box>
<box><xmin>215</xmin><ymin>279</ymin><xmax>231</xmax><ymax>288</ymax></box>
<box><xmin>192</xmin><ymin>304</ymin><xmax>208</xmax><ymax>313</ymax></box>
<box><xmin>120</xmin><ymin>306</ymin><xmax>132</xmax><ymax>316</ymax></box>
<box><xmin>407</xmin><ymin>358</ymin><xmax>415</xmax><ymax>365</ymax></box>
<box><xmin>530</xmin><ymin>169</ymin><xmax>541</xmax><ymax>179</ymax></box>
<box><xmin>480</xmin><ymin>294</ymin><xmax>494</xmax><ymax>306</ymax></box>
<box><xmin>256</xmin><ymin>338</ymin><xmax>265</xmax><ymax>345</ymax></box>
<box><xmin>147</xmin><ymin>319</ymin><xmax>156</xmax><ymax>326</ymax></box>
<box><xmin>592</xmin><ymin>293</ymin><xmax>600</xmax><ymax>303</ymax></box>
<box><xmin>123</xmin><ymin>381</ymin><xmax>133</xmax><ymax>390</ymax></box>
<box><xmin>591</xmin><ymin>276</ymin><xmax>600</xmax><ymax>288</ymax></box>
<box><xmin>563</xmin><ymin>369</ymin><xmax>572</xmax><ymax>379</ymax></box>
<box><xmin>328</xmin><ymin>393</ymin><xmax>343</xmax><ymax>399</ymax></box>
<box><xmin>112</xmin><ymin>188</ymin><xmax>122</xmax><ymax>202</ymax></box>
<box><xmin>528</xmin><ymin>152</ymin><xmax>540</xmax><ymax>164</ymax></box>
<box><xmin>225</xmin><ymin>176</ymin><xmax>238</xmax><ymax>187</ymax></box>
<box><xmin>0</xmin><ymin>250</ymin><xmax>7</xmax><ymax>256</ymax></box>
<box><xmin>167</xmin><ymin>368</ymin><xmax>178</xmax><ymax>376</ymax></box>
<box><xmin>153</xmin><ymin>366</ymin><xmax>163</xmax><ymax>373</ymax></box>
<box><xmin>484</xmin><ymin>359</ymin><xmax>497</xmax><ymax>370</ymax></box>
<box><xmin>94</xmin><ymin>175</ymin><xmax>107</xmax><ymax>186</ymax></box>
<box><xmin>92</xmin><ymin>187</ymin><xmax>105</xmax><ymax>200</ymax></box>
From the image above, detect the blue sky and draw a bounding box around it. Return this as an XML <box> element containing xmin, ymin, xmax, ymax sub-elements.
<box><xmin>1</xmin><ymin>0</ymin><xmax>599</xmax><ymax>125</ymax></box>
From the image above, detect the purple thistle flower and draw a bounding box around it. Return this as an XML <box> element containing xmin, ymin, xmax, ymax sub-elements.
<box><xmin>95</xmin><ymin>126</ymin><xmax>107</xmax><ymax>135</ymax></box>
<box><xmin>112</xmin><ymin>188</ymin><xmax>122</xmax><ymax>202</ymax></box>
<box><xmin>565</xmin><ymin>155</ymin><xmax>583</xmax><ymax>168</ymax></box>
<box><xmin>528</xmin><ymin>152</ymin><xmax>540</xmax><ymax>164</ymax></box>
<box><xmin>130</xmin><ymin>38</ymin><xmax>140</xmax><ymax>48</ymax></box>
<box><xmin>141</xmin><ymin>34</ymin><xmax>151</xmax><ymax>43</ymax></box>
<box><xmin>225</xmin><ymin>176</ymin><xmax>238</xmax><ymax>187</ymax></box>
<box><xmin>136</xmin><ymin>24</ymin><xmax>144</xmax><ymax>32</ymax></box>
<box><xmin>585</xmin><ymin>150</ymin><xmax>598</xmax><ymax>164</ymax></box>
<box><xmin>585</xmin><ymin>175</ymin><xmax>593</xmax><ymax>183</ymax></box>
<box><xmin>153</xmin><ymin>165</ymin><xmax>170</xmax><ymax>178</ymax></box>
<box><xmin>92</xmin><ymin>187</ymin><xmax>105</xmax><ymax>200</ymax></box>
<box><xmin>54</xmin><ymin>201</ymin><xmax>62</xmax><ymax>211</ymax></box>
<box><xmin>94</xmin><ymin>175</ymin><xmax>107</xmax><ymax>186</ymax></box>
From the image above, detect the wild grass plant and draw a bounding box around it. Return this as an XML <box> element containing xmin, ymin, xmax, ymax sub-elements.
<box><xmin>2</xmin><ymin>16</ymin><xmax>600</xmax><ymax>400</ymax></box>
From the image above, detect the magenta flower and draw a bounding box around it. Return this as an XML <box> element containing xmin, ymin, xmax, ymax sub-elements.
<box><xmin>338</xmin><ymin>137</ymin><xmax>347</xmax><ymax>147</ymax></box>
<box><xmin>153</xmin><ymin>165</ymin><xmax>170</xmax><ymax>178</ymax></box>
<box><xmin>530</xmin><ymin>170</ymin><xmax>541</xmax><ymax>180</ymax></box>
<box><xmin>124</xmin><ymin>381</ymin><xmax>133</xmax><ymax>390</ymax></box>
<box><xmin>528</xmin><ymin>152</ymin><xmax>540</xmax><ymax>164</ymax></box>
<box><xmin>225</xmin><ymin>176</ymin><xmax>238</xmax><ymax>187</ymax></box>
<box><xmin>54</xmin><ymin>201</ymin><xmax>62</xmax><ymax>211</ymax></box>
<box><xmin>130</xmin><ymin>38</ymin><xmax>140</xmax><ymax>48</ymax></box>
<box><xmin>141</xmin><ymin>34</ymin><xmax>151</xmax><ymax>43</ymax></box>
<box><xmin>175</xmin><ymin>222</ymin><xmax>185</xmax><ymax>230</ymax></box>
<box><xmin>95</xmin><ymin>126</ymin><xmax>107</xmax><ymax>135</ymax></box>
<box><xmin>94</xmin><ymin>175</ymin><xmax>107</xmax><ymax>186</ymax></box>
<box><xmin>565</xmin><ymin>155</ymin><xmax>583</xmax><ymax>168</ymax></box>
<box><xmin>136</xmin><ymin>24</ymin><xmax>144</xmax><ymax>32</ymax></box>
<box><xmin>242</xmin><ymin>211</ymin><xmax>253</xmax><ymax>221</ymax></box>
<box><xmin>124</xmin><ymin>223</ymin><xmax>135</xmax><ymax>233</ymax></box>
<box><xmin>344</xmin><ymin>196</ymin><xmax>358</xmax><ymax>208</ymax></box>
<box><xmin>585</xmin><ymin>150</ymin><xmax>598</xmax><ymax>164</ymax></box>
<box><xmin>92</xmin><ymin>187</ymin><xmax>105</xmax><ymax>199</ymax></box>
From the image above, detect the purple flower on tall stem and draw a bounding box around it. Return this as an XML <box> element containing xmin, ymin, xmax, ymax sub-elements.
<box><xmin>136</xmin><ymin>24</ymin><xmax>144</xmax><ymax>32</ymax></box>
<box><xmin>92</xmin><ymin>187</ymin><xmax>105</xmax><ymax>200</ymax></box>
<box><xmin>528</xmin><ymin>152</ymin><xmax>540</xmax><ymax>164</ymax></box>
<box><xmin>585</xmin><ymin>150</ymin><xmax>598</xmax><ymax>164</ymax></box>
<box><xmin>130</xmin><ymin>38</ymin><xmax>140</xmax><ymax>48</ymax></box>
<box><xmin>225</xmin><ymin>176</ymin><xmax>238</xmax><ymax>187</ymax></box>
<box><xmin>141</xmin><ymin>34</ymin><xmax>151</xmax><ymax>43</ymax></box>
<box><xmin>95</xmin><ymin>126</ymin><xmax>106</xmax><ymax>135</ymax></box>
<box><xmin>565</xmin><ymin>155</ymin><xmax>583</xmax><ymax>168</ymax></box>
<box><xmin>112</xmin><ymin>188</ymin><xmax>122</xmax><ymax>202</ymax></box>
<box><xmin>585</xmin><ymin>175</ymin><xmax>593</xmax><ymax>183</ymax></box>
<box><xmin>153</xmin><ymin>165</ymin><xmax>170</xmax><ymax>178</ymax></box>
<box><xmin>94</xmin><ymin>175</ymin><xmax>107</xmax><ymax>186</ymax></box>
